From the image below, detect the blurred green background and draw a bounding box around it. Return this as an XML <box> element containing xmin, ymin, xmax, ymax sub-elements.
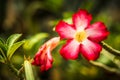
<box><xmin>0</xmin><ymin>0</ymin><xmax>120</xmax><ymax>80</ymax></box>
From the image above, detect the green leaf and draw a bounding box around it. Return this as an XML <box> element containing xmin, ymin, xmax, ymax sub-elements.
<box><xmin>24</xmin><ymin>60</ymin><xmax>35</xmax><ymax>80</ymax></box>
<box><xmin>0</xmin><ymin>37</ymin><xmax>5</xmax><ymax>50</ymax></box>
<box><xmin>0</xmin><ymin>41</ymin><xmax>7</xmax><ymax>54</ymax></box>
<box><xmin>0</xmin><ymin>37</ymin><xmax>7</xmax><ymax>60</ymax></box>
<box><xmin>6</xmin><ymin>34</ymin><xmax>22</xmax><ymax>49</ymax></box>
<box><xmin>0</xmin><ymin>55</ymin><xmax>5</xmax><ymax>63</ymax></box>
<box><xmin>23</xmin><ymin>33</ymin><xmax>48</xmax><ymax>50</ymax></box>
<box><xmin>0</xmin><ymin>37</ymin><xmax>5</xmax><ymax>44</ymax></box>
<box><xmin>7</xmin><ymin>40</ymin><xmax>25</xmax><ymax>60</ymax></box>
<box><xmin>0</xmin><ymin>48</ymin><xmax>7</xmax><ymax>61</ymax></box>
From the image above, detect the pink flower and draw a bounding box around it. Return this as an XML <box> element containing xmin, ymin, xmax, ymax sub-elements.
<box><xmin>32</xmin><ymin>37</ymin><xmax>60</xmax><ymax>71</ymax></box>
<box><xmin>55</xmin><ymin>9</ymin><xmax>109</xmax><ymax>60</ymax></box>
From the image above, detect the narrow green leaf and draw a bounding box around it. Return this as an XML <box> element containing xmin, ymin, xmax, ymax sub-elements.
<box><xmin>23</xmin><ymin>33</ymin><xmax>48</xmax><ymax>50</ymax></box>
<box><xmin>0</xmin><ymin>38</ymin><xmax>7</xmax><ymax>60</ymax></box>
<box><xmin>6</xmin><ymin>34</ymin><xmax>22</xmax><ymax>49</ymax></box>
<box><xmin>24</xmin><ymin>60</ymin><xmax>35</xmax><ymax>80</ymax></box>
<box><xmin>0</xmin><ymin>42</ymin><xmax>7</xmax><ymax>54</ymax></box>
<box><xmin>0</xmin><ymin>48</ymin><xmax>7</xmax><ymax>61</ymax></box>
<box><xmin>0</xmin><ymin>37</ymin><xmax>5</xmax><ymax>44</ymax></box>
<box><xmin>0</xmin><ymin>55</ymin><xmax>5</xmax><ymax>63</ymax></box>
<box><xmin>7</xmin><ymin>40</ymin><xmax>25</xmax><ymax>60</ymax></box>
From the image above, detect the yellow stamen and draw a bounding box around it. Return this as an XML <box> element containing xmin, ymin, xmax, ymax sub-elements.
<box><xmin>75</xmin><ymin>31</ymin><xmax>87</xmax><ymax>42</ymax></box>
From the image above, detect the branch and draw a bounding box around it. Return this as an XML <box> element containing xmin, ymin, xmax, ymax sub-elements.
<box><xmin>90</xmin><ymin>61</ymin><xmax>120</xmax><ymax>75</ymax></box>
<box><xmin>101</xmin><ymin>42</ymin><xmax>120</xmax><ymax>56</ymax></box>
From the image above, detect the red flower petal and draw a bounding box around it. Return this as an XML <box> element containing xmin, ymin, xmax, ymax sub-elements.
<box><xmin>32</xmin><ymin>37</ymin><xmax>60</xmax><ymax>71</ymax></box>
<box><xmin>32</xmin><ymin>46</ymin><xmax>46</xmax><ymax>66</ymax></box>
<box><xmin>40</xmin><ymin>59</ymin><xmax>52</xmax><ymax>71</ymax></box>
<box><xmin>55</xmin><ymin>21</ymin><xmax>75</xmax><ymax>39</ymax></box>
<box><xmin>40</xmin><ymin>48</ymin><xmax>53</xmax><ymax>71</ymax></box>
<box><xmin>86</xmin><ymin>22</ymin><xmax>109</xmax><ymax>42</ymax></box>
<box><xmin>32</xmin><ymin>45</ymin><xmax>53</xmax><ymax>71</ymax></box>
<box><xmin>60</xmin><ymin>39</ymin><xmax>80</xmax><ymax>60</ymax></box>
<box><xmin>72</xmin><ymin>9</ymin><xmax>92</xmax><ymax>31</ymax></box>
<box><xmin>80</xmin><ymin>39</ymin><xmax>102</xmax><ymax>60</ymax></box>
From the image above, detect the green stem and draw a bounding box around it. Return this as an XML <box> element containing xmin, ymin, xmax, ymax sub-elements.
<box><xmin>101</xmin><ymin>49</ymin><xmax>120</xmax><ymax>68</ymax></box>
<box><xmin>7</xmin><ymin>61</ymin><xmax>24</xmax><ymax>80</ymax></box>
<box><xmin>8</xmin><ymin>62</ymin><xmax>18</xmax><ymax>75</ymax></box>
<box><xmin>101</xmin><ymin>42</ymin><xmax>120</xmax><ymax>56</ymax></box>
<box><xmin>18</xmin><ymin>66</ymin><xmax>24</xmax><ymax>80</ymax></box>
<box><xmin>90</xmin><ymin>61</ymin><xmax>120</xmax><ymax>75</ymax></box>
<box><xmin>0</xmin><ymin>48</ymin><xmax>7</xmax><ymax>62</ymax></box>
<box><xmin>24</xmin><ymin>60</ymin><xmax>35</xmax><ymax>80</ymax></box>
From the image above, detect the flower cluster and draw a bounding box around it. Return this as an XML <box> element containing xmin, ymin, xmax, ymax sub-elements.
<box><xmin>32</xmin><ymin>9</ymin><xmax>109</xmax><ymax>71</ymax></box>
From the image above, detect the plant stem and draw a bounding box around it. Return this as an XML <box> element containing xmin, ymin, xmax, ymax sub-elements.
<box><xmin>8</xmin><ymin>62</ymin><xmax>18</xmax><ymax>75</ymax></box>
<box><xmin>24</xmin><ymin>60</ymin><xmax>35</xmax><ymax>80</ymax></box>
<box><xmin>0</xmin><ymin>48</ymin><xmax>7</xmax><ymax>62</ymax></box>
<box><xmin>101</xmin><ymin>42</ymin><xmax>120</xmax><ymax>56</ymax></box>
<box><xmin>90</xmin><ymin>61</ymin><xmax>120</xmax><ymax>75</ymax></box>
<box><xmin>101</xmin><ymin>49</ymin><xmax>120</xmax><ymax>68</ymax></box>
<box><xmin>7</xmin><ymin>61</ymin><xmax>24</xmax><ymax>80</ymax></box>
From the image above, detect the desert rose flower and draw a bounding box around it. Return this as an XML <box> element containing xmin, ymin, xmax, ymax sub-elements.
<box><xmin>55</xmin><ymin>9</ymin><xmax>109</xmax><ymax>60</ymax></box>
<box><xmin>32</xmin><ymin>37</ymin><xmax>60</xmax><ymax>71</ymax></box>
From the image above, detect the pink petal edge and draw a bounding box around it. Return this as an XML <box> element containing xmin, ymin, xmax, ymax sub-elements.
<box><xmin>55</xmin><ymin>21</ymin><xmax>75</xmax><ymax>39</ymax></box>
<box><xmin>72</xmin><ymin>9</ymin><xmax>92</xmax><ymax>31</ymax></box>
<box><xmin>86</xmin><ymin>22</ymin><xmax>109</xmax><ymax>42</ymax></box>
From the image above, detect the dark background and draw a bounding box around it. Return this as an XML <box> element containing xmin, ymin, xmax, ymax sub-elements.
<box><xmin>0</xmin><ymin>0</ymin><xmax>120</xmax><ymax>80</ymax></box>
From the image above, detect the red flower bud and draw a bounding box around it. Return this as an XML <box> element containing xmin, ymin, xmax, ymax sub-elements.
<box><xmin>32</xmin><ymin>37</ymin><xmax>60</xmax><ymax>71</ymax></box>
